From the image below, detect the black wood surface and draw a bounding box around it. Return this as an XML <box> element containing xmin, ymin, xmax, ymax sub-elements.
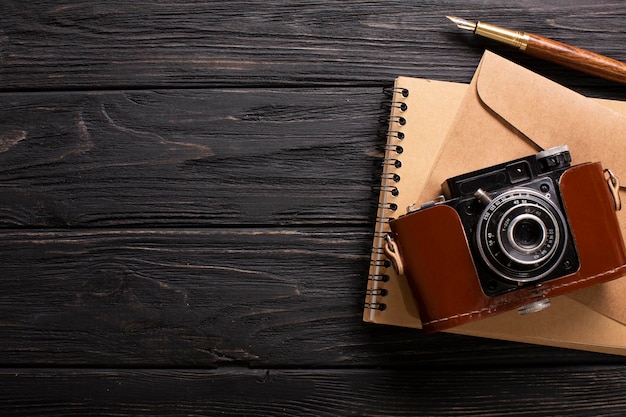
<box><xmin>2</xmin><ymin>1</ymin><xmax>626</xmax><ymax>416</ymax></box>
<box><xmin>4</xmin><ymin>367</ymin><xmax>626</xmax><ymax>417</ymax></box>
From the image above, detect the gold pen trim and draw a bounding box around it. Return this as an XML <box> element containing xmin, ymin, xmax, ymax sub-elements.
<box><xmin>475</xmin><ymin>22</ymin><xmax>529</xmax><ymax>51</ymax></box>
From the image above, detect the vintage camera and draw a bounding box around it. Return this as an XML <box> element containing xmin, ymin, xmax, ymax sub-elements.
<box><xmin>441</xmin><ymin>146</ymin><xmax>578</xmax><ymax>297</ymax></box>
<box><xmin>386</xmin><ymin>146</ymin><xmax>626</xmax><ymax>333</ymax></box>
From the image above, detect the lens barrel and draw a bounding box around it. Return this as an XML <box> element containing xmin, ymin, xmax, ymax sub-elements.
<box><xmin>476</xmin><ymin>188</ymin><xmax>568</xmax><ymax>283</ymax></box>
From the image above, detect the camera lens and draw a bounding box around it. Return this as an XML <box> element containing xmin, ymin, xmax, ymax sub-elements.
<box><xmin>475</xmin><ymin>188</ymin><xmax>568</xmax><ymax>283</ymax></box>
<box><xmin>509</xmin><ymin>214</ymin><xmax>547</xmax><ymax>254</ymax></box>
<box><xmin>497</xmin><ymin>204</ymin><xmax>559</xmax><ymax>267</ymax></box>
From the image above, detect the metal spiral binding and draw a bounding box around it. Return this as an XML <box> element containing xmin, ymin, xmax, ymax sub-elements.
<box><xmin>377</xmin><ymin>128</ymin><xmax>405</xmax><ymax>142</ymax></box>
<box><xmin>380</xmin><ymin>172</ymin><xmax>401</xmax><ymax>183</ymax></box>
<box><xmin>369</xmin><ymin>258</ymin><xmax>391</xmax><ymax>268</ymax></box>
<box><xmin>386</xmin><ymin>130</ymin><xmax>405</xmax><ymax>141</ymax></box>
<box><xmin>380</xmin><ymin>144</ymin><xmax>404</xmax><ymax>155</ymax></box>
<box><xmin>363</xmin><ymin>302</ymin><xmax>387</xmax><ymax>311</ymax></box>
<box><xmin>377</xmin><ymin>201</ymin><xmax>398</xmax><ymax>211</ymax></box>
<box><xmin>381</xmin><ymin>100</ymin><xmax>409</xmax><ymax>112</ymax></box>
<box><xmin>364</xmin><ymin>83</ymin><xmax>409</xmax><ymax>313</ymax></box>
<box><xmin>372</xmin><ymin>184</ymin><xmax>399</xmax><ymax>197</ymax></box>
<box><xmin>366</xmin><ymin>288</ymin><xmax>388</xmax><ymax>297</ymax></box>
<box><xmin>367</xmin><ymin>273</ymin><xmax>390</xmax><ymax>283</ymax></box>
<box><xmin>383</xmin><ymin>86</ymin><xmax>410</xmax><ymax>98</ymax></box>
<box><xmin>378</xmin><ymin>114</ymin><xmax>406</xmax><ymax>126</ymax></box>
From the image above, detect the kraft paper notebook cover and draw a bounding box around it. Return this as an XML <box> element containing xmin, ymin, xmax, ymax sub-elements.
<box><xmin>364</xmin><ymin>51</ymin><xmax>626</xmax><ymax>355</ymax></box>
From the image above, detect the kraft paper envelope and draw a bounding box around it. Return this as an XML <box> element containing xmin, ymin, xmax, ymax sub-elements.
<box><xmin>418</xmin><ymin>51</ymin><xmax>626</xmax><ymax>354</ymax></box>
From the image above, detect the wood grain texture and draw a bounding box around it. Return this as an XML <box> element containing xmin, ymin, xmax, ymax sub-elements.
<box><xmin>4</xmin><ymin>367</ymin><xmax>626</xmax><ymax>417</ymax></box>
<box><xmin>0</xmin><ymin>1</ymin><xmax>624</xmax><ymax>94</ymax></box>
<box><xmin>525</xmin><ymin>33</ymin><xmax>626</xmax><ymax>83</ymax></box>
<box><xmin>0</xmin><ymin>88</ymin><xmax>385</xmax><ymax>227</ymax></box>
<box><xmin>2</xmin><ymin>227</ymin><xmax>611</xmax><ymax>368</ymax></box>
<box><xmin>2</xmin><ymin>1</ymin><xmax>626</xmax><ymax>415</ymax></box>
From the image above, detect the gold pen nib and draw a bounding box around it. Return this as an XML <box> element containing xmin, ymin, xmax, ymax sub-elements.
<box><xmin>446</xmin><ymin>15</ymin><xmax>477</xmax><ymax>32</ymax></box>
<box><xmin>446</xmin><ymin>15</ymin><xmax>529</xmax><ymax>50</ymax></box>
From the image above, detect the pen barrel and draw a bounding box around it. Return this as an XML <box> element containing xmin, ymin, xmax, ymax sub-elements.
<box><xmin>525</xmin><ymin>34</ymin><xmax>626</xmax><ymax>84</ymax></box>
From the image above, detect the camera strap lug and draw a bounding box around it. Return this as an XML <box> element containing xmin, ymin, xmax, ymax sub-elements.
<box><xmin>407</xmin><ymin>195</ymin><xmax>446</xmax><ymax>213</ymax></box>
<box><xmin>604</xmin><ymin>169</ymin><xmax>621</xmax><ymax>211</ymax></box>
<box><xmin>384</xmin><ymin>234</ymin><xmax>404</xmax><ymax>275</ymax></box>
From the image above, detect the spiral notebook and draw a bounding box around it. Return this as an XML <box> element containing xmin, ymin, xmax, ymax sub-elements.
<box><xmin>364</xmin><ymin>51</ymin><xmax>626</xmax><ymax>355</ymax></box>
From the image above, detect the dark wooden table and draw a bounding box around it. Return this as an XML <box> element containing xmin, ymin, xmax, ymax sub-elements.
<box><xmin>2</xmin><ymin>1</ymin><xmax>626</xmax><ymax>415</ymax></box>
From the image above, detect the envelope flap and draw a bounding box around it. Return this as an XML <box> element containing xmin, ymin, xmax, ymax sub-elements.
<box><xmin>475</xmin><ymin>51</ymin><xmax>626</xmax><ymax>177</ymax></box>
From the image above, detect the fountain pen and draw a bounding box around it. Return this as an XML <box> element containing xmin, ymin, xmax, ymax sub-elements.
<box><xmin>446</xmin><ymin>16</ymin><xmax>626</xmax><ymax>84</ymax></box>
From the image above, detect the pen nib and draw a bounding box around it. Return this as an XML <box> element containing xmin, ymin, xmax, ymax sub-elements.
<box><xmin>446</xmin><ymin>15</ymin><xmax>477</xmax><ymax>32</ymax></box>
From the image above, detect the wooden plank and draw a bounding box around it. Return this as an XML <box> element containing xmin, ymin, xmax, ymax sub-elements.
<box><xmin>1</xmin><ymin>2</ymin><xmax>625</xmax><ymax>93</ymax></box>
<box><xmin>3</xmin><ymin>367</ymin><xmax>626</xmax><ymax>416</ymax></box>
<box><xmin>0</xmin><ymin>1</ymin><xmax>625</xmax><ymax>415</ymax></box>
<box><xmin>0</xmin><ymin>88</ymin><xmax>386</xmax><ymax>228</ymax></box>
<box><xmin>0</xmin><ymin>227</ymin><xmax>609</xmax><ymax>367</ymax></box>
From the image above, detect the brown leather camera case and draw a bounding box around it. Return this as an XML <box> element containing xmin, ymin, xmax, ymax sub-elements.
<box><xmin>389</xmin><ymin>162</ymin><xmax>626</xmax><ymax>333</ymax></box>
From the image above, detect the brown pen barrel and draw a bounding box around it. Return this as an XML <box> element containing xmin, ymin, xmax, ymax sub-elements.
<box><xmin>524</xmin><ymin>33</ymin><xmax>626</xmax><ymax>84</ymax></box>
